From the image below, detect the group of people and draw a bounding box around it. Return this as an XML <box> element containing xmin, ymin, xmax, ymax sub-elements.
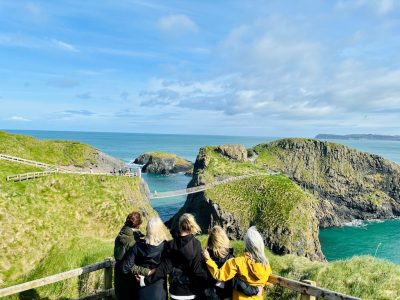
<box><xmin>113</xmin><ymin>211</ymin><xmax>272</xmax><ymax>300</ymax></box>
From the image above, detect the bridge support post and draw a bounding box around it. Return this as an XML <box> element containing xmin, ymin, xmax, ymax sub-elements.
<box><xmin>300</xmin><ymin>280</ymin><xmax>316</xmax><ymax>300</ymax></box>
<box><xmin>103</xmin><ymin>258</ymin><xmax>113</xmax><ymax>300</ymax></box>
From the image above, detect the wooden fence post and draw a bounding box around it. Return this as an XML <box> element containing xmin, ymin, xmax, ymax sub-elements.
<box><xmin>103</xmin><ymin>258</ymin><xmax>113</xmax><ymax>300</ymax></box>
<box><xmin>300</xmin><ymin>280</ymin><xmax>316</xmax><ymax>300</ymax></box>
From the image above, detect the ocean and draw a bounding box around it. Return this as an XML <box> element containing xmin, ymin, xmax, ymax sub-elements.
<box><xmin>6</xmin><ymin>129</ymin><xmax>400</xmax><ymax>264</ymax></box>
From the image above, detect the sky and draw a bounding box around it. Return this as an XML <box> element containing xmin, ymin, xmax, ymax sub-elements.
<box><xmin>0</xmin><ymin>0</ymin><xmax>399</xmax><ymax>137</ymax></box>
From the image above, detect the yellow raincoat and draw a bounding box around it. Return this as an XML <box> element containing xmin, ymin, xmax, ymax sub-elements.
<box><xmin>205</xmin><ymin>252</ymin><xmax>272</xmax><ymax>300</ymax></box>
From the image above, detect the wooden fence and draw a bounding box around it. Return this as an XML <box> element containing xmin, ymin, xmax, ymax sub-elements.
<box><xmin>6</xmin><ymin>170</ymin><xmax>58</xmax><ymax>182</ymax></box>
<box><xmin>0</xmin><ymin>259</ymin><xmax>361</xmax><ymax>300</ymax></box>
<box><xmin>0</xmin><ymin>154</ymin><xmax>56</xmax><ymax>169</ymax></box>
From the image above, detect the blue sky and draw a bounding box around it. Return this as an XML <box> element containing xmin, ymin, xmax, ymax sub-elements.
<box><xmin>0</xmin><ymin>0</ymin><xmax>399</xmax><ymax>137</ymax></box>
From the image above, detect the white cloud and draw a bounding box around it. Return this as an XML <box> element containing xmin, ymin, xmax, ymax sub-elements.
<box><xmin>157</xmin><ymin>14</ymin><xmax>198</xmax><ymax>35</ymax></box>
<box><xmin>52</xmin><ymin>39</ymin><xmax>78</xmax><ymax>52</ymax></box>
<box><xmin>140</xmin><ymin>14</ymin><xmax>400</xmax><ymax>135</ymax></box>
<box><xmin>7</xmin><ymin>116</ymin><xmax>31</xmax><ymax>122</ymax></box>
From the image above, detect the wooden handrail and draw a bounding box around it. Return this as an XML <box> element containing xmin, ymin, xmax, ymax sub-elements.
<box><xmin>0</xmin><ymin>154</ymin><xmax>56</xmax><ymax>169</ymax></box>
<box><xmin>0</xmin><ymin>259</ymin><xmax>114</xmax><ymax>298</ymax></box>
<box><xmin>268</xmin><ymin>275</ymin><xmax>360</xmax><ymax>300</ymax></box>
<box><xmin>0</xmin><ymin>258</ymin><xmax>360</xmax><ymax>300</ymax></box>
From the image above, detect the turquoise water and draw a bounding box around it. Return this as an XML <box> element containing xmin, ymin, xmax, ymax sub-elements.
<box><xmin>320</xmin><ymin>220</ymin><xmax>400</xmax><ymax>264</ymax></box>
<box><xmin>5</xmin><ymin>129</ymin><xmax>400</xmax><ymax>264</ymax></box>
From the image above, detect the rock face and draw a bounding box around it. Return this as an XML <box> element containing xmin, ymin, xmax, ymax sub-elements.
<box><xmin>134</xmin><ymin>152</ymin><xmax>193</xmax><ymax>175</ymax></box>
<box><xmin>215</xmin><ymin>145</ymin><xmax>248</xmax><ymax>161</ymax></box>
<box><xmin>62</xmin><ymin>150</ymin><xmax>125</xmax><ymax>173</ymax></box>
<box><xmin>256</xmin><ymin>139</ymin><xmax>400</xmax><ymax>228</ymax></box>
<box><xmin>168</xmin><ymin>145</ymin><xmax>325</xmax><ymax>261</ymax></box>
<box><xmin>168</xmin><ymin>140</ymin><xmax>400</xmax><ymax>262</ymax></box>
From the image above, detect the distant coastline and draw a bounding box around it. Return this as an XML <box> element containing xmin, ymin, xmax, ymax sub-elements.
<box><xmin>315</xmin><ymin>133</ymin><xmax>400</xmax><ymax>141</ymax></box>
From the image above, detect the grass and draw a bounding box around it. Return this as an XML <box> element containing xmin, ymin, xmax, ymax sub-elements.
<box><xmin>0</xmin><ymin>164</ymin><xmax>155</xmax><ymax>286</ymax></box>
<box><xmin>197</xmin><ymin>236</ymin><xmax>400</xmax><ymax>300</ymax></box>
<box><xmin>0</xmin><ymin>131</ymin><xmax>97</xmax><ymax>166</ymax></box>
<box><xmin>4</xmin><ymin>237</ymin><xmax>114</xmax><ymax>300</ymax></box>
<box><xmin>144</xmin><ymin>152</ymin><xmax>192</xmax><ymax>168</ymax></box>
<box><xmin>0</xmin><ymin>132</ymin><xmax>157</xmax><ymax>293</ymax></box>
<box><xmin>195</xmin><ymin>146</ymin><xmax>321</xmax><ymax>260</ymax></box>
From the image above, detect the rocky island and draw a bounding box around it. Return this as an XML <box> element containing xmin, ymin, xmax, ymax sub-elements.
<box><xmin>168</xmin><ymin>139</ymin><xmax>400</xmax><ymax>262</ymax></box>
<box><xmin>134</xmin><ymin>152</ymin><xmax>193</xmax><ymax>175</ymax></box>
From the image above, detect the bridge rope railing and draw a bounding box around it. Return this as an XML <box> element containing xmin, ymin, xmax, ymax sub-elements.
<box><xmin>150</xmin><ymin>172</ymin><xmax>279</xmax><ymax>199</ymax></box>
<box><xmin>0</xmin><ymin>258</ymin><xmax>360</xmax><ymax>300</ymax></box>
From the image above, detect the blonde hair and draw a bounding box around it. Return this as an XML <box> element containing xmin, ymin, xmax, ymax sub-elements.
<box><xmin>179</xmin><ymin>213</ymin><xmax>201</xmax><ymax>235</ymax></box>
<box><xmin>145</xmin><ymin>217</ymin><xmax>168</xmax><ymax>246</ymax></box>
<box><xmin>207</xmin><ymin>226</ymin><xmax>230</xmax><ymax>258</ymax></box>
<box><xmin>244</xmin><ymin>226</ymin><xmax>269</xmax><ymax>267</ymax></box>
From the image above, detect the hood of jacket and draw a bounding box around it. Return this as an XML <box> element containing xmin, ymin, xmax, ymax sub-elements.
<box><xmin>135</xmin><ymin>240</ymin><xmax>165</xmax><ymax>267</ymax></box>
<box><xmin>170</xmin><ymin>234</ymin><xmax>198</xmax><ymax>261</ymax></box>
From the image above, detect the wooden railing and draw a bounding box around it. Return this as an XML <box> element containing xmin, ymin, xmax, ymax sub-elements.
<box><xmin>1</xmin><ymin>153</ymin><xmax>142</xmax><ymax>181</ymax></box>
<box><xmin>0</xmin><ymin>259</ymin><xmax>114</xmax><ymax>299</ymax></box>
<box><xmin>0</xmin><ymin>154</ymin><xmax>56</xmax><ymax>169</ymax></box>
<box><xmin>0</xmin><ymin>259</ymin><xmax>361</xmax><ymax>300</ymax></box>
<box><xmin>6</xmin><ymin>170</ymin><xmax>58</xmax><ymax>182</ymax></box>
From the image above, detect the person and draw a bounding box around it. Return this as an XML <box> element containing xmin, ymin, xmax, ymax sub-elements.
<box><xmin>113</xmin><ymin>211</ymin><xmax>147</xmax><ymax>300</ymax></box>
<box><xmin>122</xmin><ymin>217</ymin><xmax>169</xmax><ymax>300</ymax></box>
<box><xmin>145</xmin><ymin>213</ymin><xmax>208</xmax><ymax>299</ymax></box>
<box><xmin>204</xmin><ymin>226</ymin><xmax>259</xmax><ymax>300</ymax></box>
<box><xmin>203</xmin><ymin>226</ymin><xmax>272</xmax><ymax>300</ymax></box>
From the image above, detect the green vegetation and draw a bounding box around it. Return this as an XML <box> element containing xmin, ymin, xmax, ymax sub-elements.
<box><xmin>145</xmin><ymin>151</ymin><xmax>192</xmax><ymax>168</ymax></box>
<box><xmin>198</xmin><ymin>236</ymin><xmax>400</xmax><ymax>300</ymax></box>
<box><xmin>0</xmin><ymin>131</ymin><xmax>97</xmax><ymax>166</ymax></box>
<box><xmin>5</xmin><ymin>237</ymin><xmax>113</xmax><ymax>300</ymax></box>
<box><xmin>0</xmin><ymin>162</ymin><xmax>154</xmax><ymax>287</ymax></box>
<box><xmin>0</xmin><ymin>132</ymin><xmax>156</xmax><ymax>299</ymax></box>
<box><xmin>196</xmin><ymin>146</ymin><xmax>321</xmax><ymax>260</ymax></box>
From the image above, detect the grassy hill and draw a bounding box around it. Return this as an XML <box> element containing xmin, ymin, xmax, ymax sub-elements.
<box><xmin>0</xmin><ymin>132</ymin><xmax>156</xmax><ymax>299</ymax></box>
<box><xmin>0</xmin><ymin>131</ymin><xmax>97</xmax><ymax>166</ymax></box>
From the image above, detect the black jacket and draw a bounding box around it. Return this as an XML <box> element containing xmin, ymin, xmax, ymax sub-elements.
<box><xmin>146</xmin><ymin>234</ymin><xmax>208</xmax><ymax>297</ymax></box>
<box><xmin>205</xmin><ymin>248</ymin><xmax>234</xmax><ymax>300</ymax></box>
<box><xmin>122</xmin><ymin>240</ymin><xmax>167</xmax><ymax>300</ymax></box>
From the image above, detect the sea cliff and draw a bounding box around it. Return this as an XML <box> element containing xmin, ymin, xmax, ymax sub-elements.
<box><xmin>168</xmin><ymin>139</ymin><xmax>400</xmax><ymax>261</ymax></box>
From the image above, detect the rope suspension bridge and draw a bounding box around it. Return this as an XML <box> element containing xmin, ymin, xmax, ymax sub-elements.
<box><xmin>149</xmin><ymin>172</ymin><xmax>278</xmax><ymax>199</ymax></box>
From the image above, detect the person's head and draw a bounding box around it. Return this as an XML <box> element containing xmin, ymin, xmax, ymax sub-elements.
<box><xmin>179</xmin><ymin>213</ymin><xmax>201</xmax><ymax>235</ymax></box>
<box><xmin>244</xmin><ymin>226</ymin><xmax>269</xmax><ymax>267</ymax></box>
<box><xmin>125</xmin><ymin>211</ymin><xmax>142</xmax><ymax>229</ymax></box>
<box><xmin>145</xmin><ymin>217</ymin><xmax>168</xmax><ymax>246</ymax></box>
<box><xmin>207</xmin><ymin>226</ymin><xmax>230</xmax><ymax>258</ymax></box>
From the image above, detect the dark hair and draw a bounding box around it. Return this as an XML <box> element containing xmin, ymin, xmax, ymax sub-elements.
<box><xmin>125</xmin><ymin>211</ymin><xmax>142</xmax><ymax>228</ymax></box>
